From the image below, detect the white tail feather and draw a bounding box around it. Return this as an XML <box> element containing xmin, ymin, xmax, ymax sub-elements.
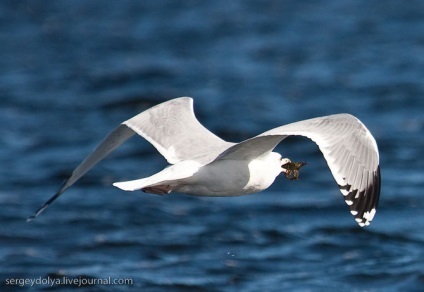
<box><xmin>113</xmin><ymin>160</ymin><xmax>201</xmax><ymax>192</ymax></box>
<box><xmin>113</xmin><ymin>178</ymin><xmax>151</xmax><ymax>191</ymax></box>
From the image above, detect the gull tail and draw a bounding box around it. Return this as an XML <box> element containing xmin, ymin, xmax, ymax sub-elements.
<box><xmin>113</xmin><ymin>161</ymin><xmax>201</xmax><ymax>193</ymax></box>
<box><xmin>114</xmin><ymin>178</ymin><xmax>175</xmax><ymax>195</ymax></box>
<box><xmin>113</xmin><ymin>178</ymin><xmax>153</xmax><ymax>191</ymax></box>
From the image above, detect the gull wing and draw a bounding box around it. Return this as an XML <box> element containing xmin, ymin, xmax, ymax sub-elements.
<box><xmin>27</xmin><ymin>124</ymin><xmax>135</xmax><ymax>221</ymax></box>
<box><xmin>28</xmin><ymin>97</ymin><xmax>231</xmax><ymax>221</ymax></box>
<box><xmin>123</xmin><ymin>97</ymin><xmax>232</xmax><ymax>164</ymax></box>
<box><xmin>216</xmin><ymin>114</ymin><xmax>381</xmax><ymax>227</ymax></box>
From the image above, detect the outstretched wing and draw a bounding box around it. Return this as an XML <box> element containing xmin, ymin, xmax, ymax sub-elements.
<box><xmin>216</xmin><ymin>114</ymin><xmax>380</xmax><ymax>227</ymax></box>
<box><xmin>123</xmin><ymin>97</ymin><xmax>232</xmax><ymax>164</ymax></box>
<box><xmin>27</xmin><ymin>124</ymin><xmax>135</xmax><ymax>221</ymax></box>
<box><xmin>28</xmin><ymin>97</ymin><xmax>231</xmax><ymax>221</ymax></box>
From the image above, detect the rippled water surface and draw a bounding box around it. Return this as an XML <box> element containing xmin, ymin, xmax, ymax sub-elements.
<box><xmin>1</xmin><ymin>0</ymin><xmax>423</xmax><ymax>290</ymax></box>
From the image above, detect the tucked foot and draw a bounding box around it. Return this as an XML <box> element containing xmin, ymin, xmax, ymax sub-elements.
<box><xmin>142</xmin><ymin>185</ymin><xmax>172</xmax><ymax>195</ymax></box>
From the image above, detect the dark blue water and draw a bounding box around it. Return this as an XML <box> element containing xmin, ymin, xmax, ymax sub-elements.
<box><xmin>1</xmin><ymin>0</ymin><xmax>423</xmax><ymax>290</ymax></box>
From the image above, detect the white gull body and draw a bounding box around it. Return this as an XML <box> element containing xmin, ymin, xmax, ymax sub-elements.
<box><xmin>28</xmin><ymin>97</ymin><xmax>381</xmax><ymax>226</ymax></box>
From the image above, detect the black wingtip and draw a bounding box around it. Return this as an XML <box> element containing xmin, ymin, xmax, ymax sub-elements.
<box><xmin>27</xmin><ymin>203</ymin><xmax>50</xmax><ymax>222</ymax></box>
<box><xmin>340</xmin><ymin>165</ymin><xmax>381</xmax><ymax>227</ymax></box>
<box><xmin>26</xmin><ymin>180</ymin><xmax>68</xmax><ymax>223</ymax></box>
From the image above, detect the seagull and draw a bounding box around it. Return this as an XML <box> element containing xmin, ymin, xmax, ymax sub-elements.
<box><xmin>28</xmin><ymin>97</ymin><xmax>380</xmax><ymax>226</ymax></box>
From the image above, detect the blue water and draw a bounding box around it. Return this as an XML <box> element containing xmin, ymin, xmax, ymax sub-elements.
<box><xmin>1</xmin><ymin>0</ymin><xmax>424</xmax><ymax>290</ymax></box>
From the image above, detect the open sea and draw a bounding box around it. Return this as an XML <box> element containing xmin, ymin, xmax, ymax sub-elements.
<box><xmin>1</xmin><ymin>0</ymin><xmax>423</xmax><ymax>290</ymax></box>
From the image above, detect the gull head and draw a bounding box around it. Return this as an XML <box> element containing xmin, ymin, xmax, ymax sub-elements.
<box><xmin>280</xmin><ymin>158</ymin><xmax>292</xmax><ymax>173</ymax></box>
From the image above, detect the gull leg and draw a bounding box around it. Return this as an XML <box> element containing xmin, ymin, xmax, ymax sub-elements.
<box><xmin>142</xmin><ymin>185</ymin><xmax>173</xmax><ymax>195</ymax></box>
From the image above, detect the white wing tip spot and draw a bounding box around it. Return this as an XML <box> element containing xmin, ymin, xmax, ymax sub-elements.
<box><xmin>363</xmin><ymin>208</ymin><xmax>376</xmax><ymax>221</ymax></box>
<box><xmin>353</xmin><ymin>208</ymin><xmax>376</xmax><ymax>227</ymax></box>
<box><xmin>345</xmin><ymin>200</ymin><xmax>353</xmax><ymax>206</ymax></box>
<box><xmin>340</xmin><ymin>189</ymin><xmax>349</xmax><ymax>196</ymax></box>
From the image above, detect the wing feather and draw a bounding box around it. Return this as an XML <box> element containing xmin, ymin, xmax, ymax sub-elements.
<box><xmin>123</xmin><ymin>97</ymin><xmax>232</xmax><ymax>164</ymax></box>
<box><xmin>27</xmin><ymin>124</ymin><xmax>135</xmax><ymax>221</ymax></box>
<box><xmin>28</xmin><ymin>97</ymin><xmax>232</xmax><ymax>220</ymax></box>
<box><xmin>215</xmin><ymin>114</ymin><xmax>380</xmax><ymax>226</ymax></box>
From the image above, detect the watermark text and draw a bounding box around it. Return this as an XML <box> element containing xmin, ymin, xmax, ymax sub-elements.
<box><xmin>5</xmin><ymin>276</ymin><xmax>133</xmax><ymax>288</ymax></box>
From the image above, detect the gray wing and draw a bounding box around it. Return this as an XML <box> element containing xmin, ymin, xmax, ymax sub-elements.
<box><xmin>123</xmin><ymin>97</ymin><xmax>232</xmax><ymax>164</ymax></box>
<box><xmin>27</xmin><ymin>124</ymin><xmax>135</xmax><ymax>221</ymax></box>
<box><xmin>28</xmin><ymin>97</ymin><xmax>231</xmax><ymax>221</ymax></box>
<box><xmin>216</xmin><ymin>114</ymin><xmax>380</xmax><ymax>227</ymax></box>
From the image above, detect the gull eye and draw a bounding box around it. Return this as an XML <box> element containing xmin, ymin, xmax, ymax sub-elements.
<box><xmin>280</xmin><ymin>158</ymin><xmax>291</xmax><ymax>168</ymax></box>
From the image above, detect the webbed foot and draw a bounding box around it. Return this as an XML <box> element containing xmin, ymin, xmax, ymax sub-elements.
<box><xmin>142</xmin><ymin>185</ymin><xmax>172</xmax><ymax>195</ymax></box>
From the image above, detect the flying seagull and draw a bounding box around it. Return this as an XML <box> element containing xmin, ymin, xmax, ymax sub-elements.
<box><xmin>28</xmin><ymin>97</ymin><xmax>380</xmax><ymax>226</ymax></box>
